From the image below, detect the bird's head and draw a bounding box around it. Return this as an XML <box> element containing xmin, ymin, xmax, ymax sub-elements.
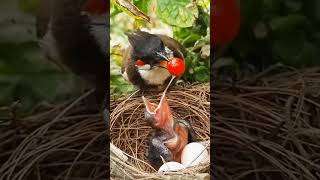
<box><xmin>142</xmin><ymin>94</ymin><xmax>174</xmax><ymax>132</ymax></box>
<box><xmin>127</xmin><ymin>30</ymin><xmax>171</xmax><ymax>71</ymax></box>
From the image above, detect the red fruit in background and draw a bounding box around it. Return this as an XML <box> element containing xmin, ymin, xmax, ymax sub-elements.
<box><xmin>167</xmin><ymin>57</ymin><xmax>185</xmax><ymax>76</ymax></box>
<box><xmin>211</xmin><ymin>0</ymin><xmax>241</xmax><ymax>46</ymax></box>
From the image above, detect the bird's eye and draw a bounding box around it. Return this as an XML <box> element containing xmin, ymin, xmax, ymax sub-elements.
<box><xmin>135</xmin><ymin>59</ymin><xmax>145</xmax><ymax>66</ymax></box>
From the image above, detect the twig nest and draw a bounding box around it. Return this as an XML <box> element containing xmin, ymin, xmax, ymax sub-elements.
<box><xmin>158</xmin><ymin>162</ymin><xmax>185</xmax><ymax>173</ymax></box>
<box><xmin>181</xmin><ymin>142</ymin><xmax>209</xmax><ymax>167</ymax></box>
<box><xmin>110</xmin><ymin>84</ymin><xmax>210</xmax><ymax>176</ymax></box>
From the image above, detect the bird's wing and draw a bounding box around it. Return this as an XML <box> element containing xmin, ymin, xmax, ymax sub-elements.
<box><xmin>156</xmin><ymin>34</ymin><xmax>188</xmax><ymax>59</ymax></box>
<box><xmin>176</xmin><ymin>119</ymin><xmax>197</xmax><ymax>142</ymax></box>
<box><xmin>147</xmin><ymin>133</ymin><xmax>173</xmax><ymax>169</ymax></box>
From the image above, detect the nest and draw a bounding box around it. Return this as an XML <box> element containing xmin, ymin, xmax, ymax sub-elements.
<box><xmin>213</xmin><ymin>65</ymin><xmax>320</xmax><ymax>180</ymax></box>
<box><xmin>110</xmin><ymin>84</ymin><xmax>210</xmax><ymax>179</ymax></box>
<box><xmin>0</xmin><ymin>90</ymin><xmax>107</xmax><ymax>180</ymax></box>
<box><xmin>2</xmin><ymin>65</ymin><xmax>320</xmax><ymax>180</ymax></box>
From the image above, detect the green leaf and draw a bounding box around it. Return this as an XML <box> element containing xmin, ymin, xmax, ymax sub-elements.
<box><xmin>197</xmin><ymin>0</ymin><xmax>210</xmax><ymax>13</ymax></box>
<box><xmin>157</xmin><ymin>0</ymin><xmax>198</xmax><ymax>27</ymax></box>
<box><xmin>133</xmin><ymin>0</ymin><xmax>151</xmax><ymax>14</ymax></box>
<box><xmin>194</xmin><ymin>66</ymin><xmax>209</xmax><ymax>82</ymax></box>
<box><xmin>112</xmin><ymin>0</ymin><xmax>150</xmax><ymax>22</ymax></box>
<box><xmin>173</xmin><ymin>27</ymin><xmax>202</xmax><ymax>47</ymax></box>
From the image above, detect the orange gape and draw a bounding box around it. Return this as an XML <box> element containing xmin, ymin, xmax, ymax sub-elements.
<box><xmin>84</xmin><ymin>0</ymin><xmax>108</xmax><ymax>15</ymax></box>
<box><xmin>167</xmin><ymin>124</ymin><xmax>189</xmax><ymax>162</ymax></box>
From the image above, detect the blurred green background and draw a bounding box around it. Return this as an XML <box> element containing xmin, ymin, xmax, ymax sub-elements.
<box><xmin>5</xmin><ymin>0</ymin><xmax>319</xmax><ymax>112</ymax></box>
<box><xmin>110</xmin><ymin>0</ymin><xmax>210</xmax><ymax>95</ymax></box>
<box><xmin>0</xmin><ymin>0</ymin><xmax>82</xmax><ymax>114</ymax></box>
<box><xmin>227</xmin><ymin>0</ymin><xmax>320</xmax><ymax>69</ymax></box>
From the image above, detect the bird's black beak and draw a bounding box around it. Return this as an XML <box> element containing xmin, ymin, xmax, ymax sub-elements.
<box><xmin>155</xmin><ymin>52</ymin><xmax>169</xmax><ymax>69</ymax></box>
<box><xmin>156</xmin><ymin>52</ymin><xmax>170</xmax><ymax>61</ymax></box>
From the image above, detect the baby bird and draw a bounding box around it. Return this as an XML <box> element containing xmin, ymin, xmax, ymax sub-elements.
<box><xmin>142</xmin><ymin>94</ymin><xmax>196</xmax><ymax>169</ymax></box>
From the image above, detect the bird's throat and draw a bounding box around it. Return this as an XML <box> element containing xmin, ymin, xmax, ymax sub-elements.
<box><xmin>138</xmin><ymin>67</ymin><xmax>171</xmax><ymax>85</ymax></box>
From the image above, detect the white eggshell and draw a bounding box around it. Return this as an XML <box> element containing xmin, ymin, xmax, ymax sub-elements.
<box><xmin>158</xmin><ymin>162</ymin><xmax>185</xmax><ymax>173</ymax></box>
<box><xmin>181</xmin><ymin>142</ymin><xmax>209</xmax><ymax>167</ymax></box>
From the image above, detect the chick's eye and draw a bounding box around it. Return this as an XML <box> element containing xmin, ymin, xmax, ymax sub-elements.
<box><xmin>135</xmin><ymin>59</ymin><xmax>145</xmax><ymax>66</ymax></box>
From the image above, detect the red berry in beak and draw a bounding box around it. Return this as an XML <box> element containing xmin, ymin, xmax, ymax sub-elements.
<box><xmin>167</xmin><ymin>57</ymin><xmax>185</xmax><ymax>76</ymax></box>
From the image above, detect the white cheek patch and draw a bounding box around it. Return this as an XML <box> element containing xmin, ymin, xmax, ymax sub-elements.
<box><xmin>138</xmin><ymin>66</ymin><xmax>171</xmax><ymax>85</ymax></box>
<box><xmin>137</xmin><ymin>64</ymin><xmax>151</xmax><ymax>70</ymax></box>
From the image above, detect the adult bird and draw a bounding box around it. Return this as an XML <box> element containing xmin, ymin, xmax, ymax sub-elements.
<box><xmin>36</xmin><ymin>0</ymin><xmax>109</xmax><ymax>112</ymax></box>
<box><xmin>122</xmin><ymin>30</ymin><xmax>187</xmax><ymax>91</ymax></box>
<box><xmin>142</xmin><ymin>94</ymin><xmax>196</xmax><ymax>169</ymax></box>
